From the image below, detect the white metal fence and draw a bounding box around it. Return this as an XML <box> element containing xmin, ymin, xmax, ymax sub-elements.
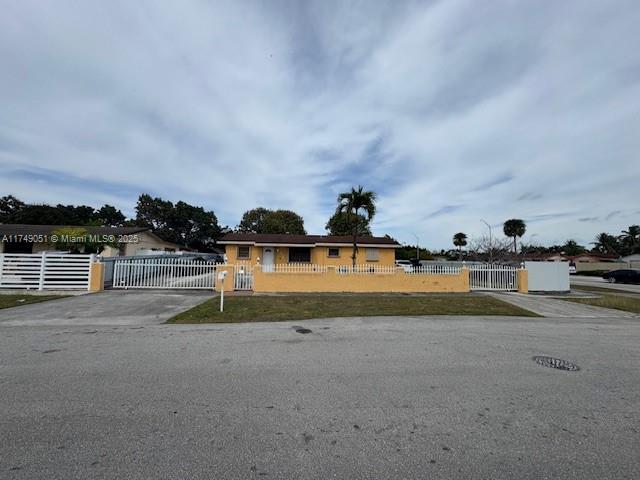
<box><xmin>469</xmin><ymin>264</ymin><xmax>519</xmax><ymax>291</ymax></box>
<box><xmin>337</xmin><ymin>264</ymin><xmax>398</xmax><ymax>274</ymax></box>
<box><xmin>407</xmin><ymin>264</ymin><xmax>462</xmax><ymax>275</ymax></box>
<box><xmin>262</xmin><ymin>264</ymin><xmax>328</xmax><ymax>273</ymax></box>
<box><xmin>112</xmin><ymin>256</ymin><xmax>218</xmax><ymax>289</ymax></box>
<box><xmin>259</xmin><ymin>263</ymin><xmax>462</xmax><ymax>275</ymax></box>
<box><xmin>0</xmin><ymin>253</ymin><xmax>93</xmax><ymax>290</ymax></box>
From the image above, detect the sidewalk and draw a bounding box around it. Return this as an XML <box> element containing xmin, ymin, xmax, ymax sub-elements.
<box><xmin>488</xmin><ymin>292</ymin><xmax>639</xmax><ymax>318</ymax></box>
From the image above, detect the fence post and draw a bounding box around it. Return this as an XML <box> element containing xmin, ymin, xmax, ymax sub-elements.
<box><xmin>38</xmin><ymin>251</ymin><xmax>47</xmax><ymax>291</ymax></box>
<box><xmin>517</xmin><ymin>268</ymin><xmax>528</xmax><ymax>294</ymax></box>
<box><xmin>0</xmin><ymin>254</ymin><xmax>4</xmax><ymax>288</ymax></box>
<box><xmin>87</xmin><ymin>254</ymin><xmax>97</xmax><ymax>292</ymax></box>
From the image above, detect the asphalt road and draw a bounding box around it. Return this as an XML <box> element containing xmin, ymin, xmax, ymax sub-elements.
<box><xmin>571</xmin><ymin>275</ymin><xmax>640</xmax><ymax>294</ymax></box>
<box><xmin>1</xmin><ymin>315</ymin><xmax>639</xmax><ymax>479</ymax></box>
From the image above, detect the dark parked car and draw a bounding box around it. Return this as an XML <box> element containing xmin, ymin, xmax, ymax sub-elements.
<box><xmin>602</xmin><ymin>269</ymin><xmax>640</xmax><ymax>284</ymax></box>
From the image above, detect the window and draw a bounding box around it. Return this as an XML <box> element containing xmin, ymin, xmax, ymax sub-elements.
<box><xmin>365</xmin><ymin>248</ymin><xmax>379</xmax><ymax>261</ymax></box>
<box><xmin>237</xmin><ymin>245</ymin><xmax>250</xmax><ymax>259</ymax></box>
<box><xmin>327</xmin><ymin>247</ymin><xmax>340</xmax><ymax>258</ymax></box>
<box><xmin>289</xmin><ymin>247</ymin><xmax>311</xmax><ymax>263</ymax></box>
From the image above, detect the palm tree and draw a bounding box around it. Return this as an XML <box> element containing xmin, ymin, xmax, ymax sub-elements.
<box><xmin>592</xmin><ymin>232</ymin><xmax>619</xmax><ymax>255</ymax></box>
<box><xmin>452</xmin><ymin>232</ymin><xmax>467</xmax><ymax>260</ymax></box>
<box><xmin>620</xmin><ymin>225</ymin><xmax>640</xmax><ymax>253</ymax></box>
<box><xmin>503</xmin><ymin>219</ymin><xmax>526</xmax><ymax>254</ymax></box>
<box><xmin>336</xmin><ymin>186</ymin><xmax>377</xmax><ymax>267</ymax></box>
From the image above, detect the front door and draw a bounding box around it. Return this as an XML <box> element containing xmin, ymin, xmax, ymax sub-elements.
<box><xmin>262</xmin><ymin>247</ymin><xmax>275</xmax><ymax>272</ymax></box>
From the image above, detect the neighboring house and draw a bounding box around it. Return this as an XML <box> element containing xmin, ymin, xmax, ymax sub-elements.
<box><xmin>218</xmin><ymin>233</ymin><xmax>400</xmax><ymax>267</ymax></box>
<box><xmin>621</xmin><ymin>253</ymin><xmax>640</xmax><ymax>263</ymax></box>
<box><xmin>0</xmin><ymin>224</ymin><xmax>183</xmax><ymax>257</ymax></box>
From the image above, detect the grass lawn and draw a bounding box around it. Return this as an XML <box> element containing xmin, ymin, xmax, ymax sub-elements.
<box><xmin>572</xmin><ymin>285</ymin><xmax>640</xmax><ymax>296</ymax></box>
<box><xmin>0</xmin><ymin>294</ymin><xmax>68</xmax><ymax>310</ymax></box>
<box><xmin>168</xmin><ymin>294</ymin><xmax>538</xmax><ymax>324</ymax></box>
<box><xmin>565</xmin><ymin>293</ymin><xmax>640</xmax><ymax>314</ymax></box>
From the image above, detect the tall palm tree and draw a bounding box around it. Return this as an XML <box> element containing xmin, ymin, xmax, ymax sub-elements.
<box><xmin>503</xmin><ymin>219</ymin><xmax>526</xmax><ymax>254</ymax></box>
<box><xmin>336</xmin><ymin>186</ymin><xmax>377</xmax><ymax>267</ymax></box>
<box><xmin>452</xmin><ymin>232</ymin><xmax>467</xmax><ymax>260</ymax></box>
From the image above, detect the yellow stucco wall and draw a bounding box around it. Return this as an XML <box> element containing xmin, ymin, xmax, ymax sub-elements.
<box><xmin>253</xmin><ymin>266</ymin><xmax>470</xmax><ymax>293</ymax></box>
<box><xmin>89</xmin><ymin>262</ymin><xmax>105</xmax><ymax>292</ymax></box>
<box><xmin>223</xmin><ymin>244</ymin><xmax>396</xmax><ymax>266</ymax></box>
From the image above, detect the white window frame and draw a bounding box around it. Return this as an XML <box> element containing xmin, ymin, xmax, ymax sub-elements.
<box><xmin>237</xmin><ymin>245</ymin><xmax>250</xmax><ymax>259</ymax></box>
<box><xmin>327</xmin><ymin>247</ymin><xmax>340</xmax><ymax>258</ymax></box>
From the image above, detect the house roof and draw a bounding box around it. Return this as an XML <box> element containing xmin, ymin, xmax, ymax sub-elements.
<box><xmin>219</xmin><ymin>233</ymin><xmax>401</xmax><ymax>248</ymax></box>
<box><xmin>0</xmin><ymin>223</ymin><xmax>150</xmax><ymax>236</ymax></box>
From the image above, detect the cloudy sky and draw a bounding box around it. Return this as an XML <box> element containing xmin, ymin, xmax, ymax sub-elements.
<box><xmin>1</xmin><ymin>0</ymin><xmax>638</xmax><ymax>249</ymax></box>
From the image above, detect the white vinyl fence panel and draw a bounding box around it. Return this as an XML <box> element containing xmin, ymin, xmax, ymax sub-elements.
<box><xmin>469</xmin><ymin>264</ymin><xmax>519</xmax><ymax>291</ymax></box>
<box><xmin>0</xmin><ymin>253</ymin><xmax>93</xmax><ymax>290</ymax></box>
<box><xmin>112</xmin><ymin>256</ymin><xmax>218</xmax><ymax>289</ymax></box>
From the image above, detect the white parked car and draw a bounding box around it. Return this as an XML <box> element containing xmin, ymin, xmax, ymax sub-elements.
<box><xmin>395</xmin><ymin>259</ymin><xmax>413</xmax><ymax>272</ymax></box>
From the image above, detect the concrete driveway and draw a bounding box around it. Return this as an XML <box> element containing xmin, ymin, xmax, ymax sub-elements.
<box><xmin>1</xmin><ymin>315</ymin><xmax>639</xmax><ymax>479</ymax></box>
<box><xmin>0</xmin><ymin>290</ymin><xmax>211</xmax><ymax>326</ymax></box>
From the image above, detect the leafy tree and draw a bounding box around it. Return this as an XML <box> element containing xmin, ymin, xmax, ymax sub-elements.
<box><xmin>261</xmin><ymin>210</ymin><xmax>306</xmax><ymax>234</ymax></box>
<box><xmin>135</xmin><ymin>194</ymin><xmax>173</xmax><ymax>231</ymax></box>
<box><xmin>395</xmin><ymin>245</ymin><xmax>432</xmax><ymax>261</ymax></box>
<box><xmin>0</xmin><ymin>195</ymin><xmax>25</xmax><ymax>222</ymax></box>
<box><xmin>452</xmin><ymin>232</ymin><xmax>468</xmax><ymax>259</ymax></box>
<box><xmin>170</xmin><ymin>201</ymin><xmax>222</xmax><ymax>251</ymax></box>
<box><xmin>97</xmin><ymin>205</ymin><xmax>126</xmax><ymax>226</ymax></box>
<box><xmin>325</xmin><ymin>211</ymin><xmax>371</xmax><ymax>236</ymax></box>
<box><xmin>237</xmin><ymin>208</ymin><xmax>305</xmax><ymax>234</ymax></box>
<box><xmin>336</xmin><ymin>186</ymin><xmax>377</xmax><ymax>267</ymax></box>
<box><xmin>503</xmin><ymin>219</ymin><xmax>526</xmax><ymax>254</ymax></box>
<box><xmin>134</xmin><ymin>194</ymin><xmax>222</xmax><ymax>251</ymax></box>
<box><xmin>10</xmin><ymin>204</ymin><xmax>69</xmax><ymax>224</ymax></box>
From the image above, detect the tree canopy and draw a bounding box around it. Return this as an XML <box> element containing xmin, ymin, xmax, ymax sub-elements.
<box><xmin>135</xmin><ymin>194</ymin><xmax>222</xmax><ymax>251</ymax></box>
<box><xmin>237</xmin><ymin>208</ymin><xmax>306</xmax><ymax>235</ymax></box>
<box><xmin>503</xmin><ymin>219</ymin><xmax>526</xmax><ymax>253</ymax></box>
<box><xmin>325</xmin><ymin>211</ymin><xmax>371</xmax><ymax>236</ymax></box>
<box><xmin>0</xmin><ymin>195</ymin><xmax>126</xmax><ymax>227</ymax></box>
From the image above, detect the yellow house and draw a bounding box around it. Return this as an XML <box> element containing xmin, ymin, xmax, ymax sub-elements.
<box><xmin>218</xmin><ymin>233</ymin><xmax>400</xmax><ymax>266</ymax></box>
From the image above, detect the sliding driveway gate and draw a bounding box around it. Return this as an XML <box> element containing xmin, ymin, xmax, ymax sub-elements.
<box><xmin>109</xmin><ymin>256</ymin><xmax>254</xmax><ymax>290</ymax></box>
<box><xmin>111</xmin><ymin>256</ymin><xmax>220</xmax><ymax>289</ymax></box>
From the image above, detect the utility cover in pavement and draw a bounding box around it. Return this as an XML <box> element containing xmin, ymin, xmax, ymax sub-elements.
<box><xmin>533</xmin><ymin>356</ymin><xmax>580</xmax><ymax>371</ymax></box>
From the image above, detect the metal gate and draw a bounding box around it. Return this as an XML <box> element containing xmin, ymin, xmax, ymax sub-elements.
<box><xmin>233</xmin><ymin>262</ymin><xmax>253</xmax><ymax>290</ymax></box>
<box><xmin>470</xmin><ymin>264</ymin><xmax>519</xmax><ymax>291</ymax></box>
<box><xmin>112</xmin><ymin>256</ymin><xmax>218</xmax><ymax>289</ymax></box>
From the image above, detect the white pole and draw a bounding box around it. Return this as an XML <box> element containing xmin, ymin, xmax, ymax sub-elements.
<box><xmin>220</xmin><ymin>278</ymin><xmax>224</xmax><ymax>312</ymax></box>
